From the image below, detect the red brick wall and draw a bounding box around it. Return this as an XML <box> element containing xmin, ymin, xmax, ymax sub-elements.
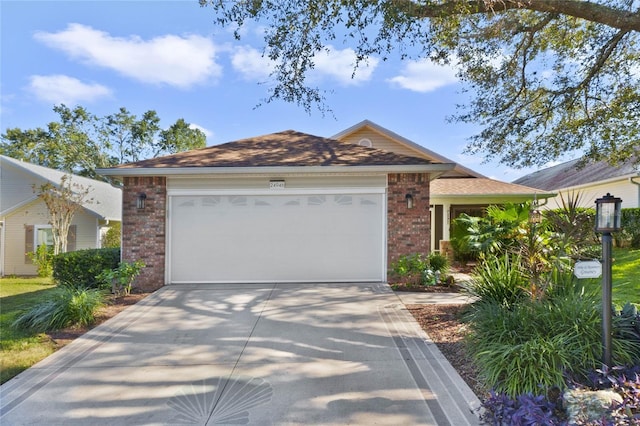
<box><xmin>387</xmin><ymin>173</ymin><xmax>431</xmax><ymax>274</ymax></box>
<box><xmin>122</xmin><ymin>176</ymin><xmax>166</xmax><ymax>291</ymax></box>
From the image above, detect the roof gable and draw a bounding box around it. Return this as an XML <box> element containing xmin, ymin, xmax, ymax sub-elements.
<box><xmin>332</xmin><ymin>120</ymin><xmax>485</xmax><ymax>178</ymax></box>
<box><xmin>111</xmin><ymin>130</ymin><xmax>435</xmax><ymax>169</ymax></box>
<box><xmin>0</xmin><ymin>155</ymin><xmax>122</xmax><ymax>220</ymax></box>
<box><xmin>513</xmin><ymin>158</ymin><xmax>639</xmax><ymax>191</ymax></box>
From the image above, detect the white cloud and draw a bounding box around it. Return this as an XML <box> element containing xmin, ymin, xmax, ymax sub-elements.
<box><xmin>231</xmin><ymin>45</ymin><xmax>275</xmax><ymax>80</ymax></box>
<box><xmin>189</xmin><ymin>123</ymin><xmax>214</xmax><ymax>140</ymax></box>
<box><xmin>34</xmin><ymin>23</ymin><xmax>221</xmax><ymax>88</ymax></box>
<box><xmin>28</xmin><ymin>74</ymin><xmax>112</xmax><ymax>104</ymax></box>
<box><xmin>230</xmin><ymin>44</ymin><xmax>378</xmax><ymax>85</ymax></box>
<box><xmin>388</xmin><ymin>59</ymin><xmax>458</xmax><ymax>92</ymax></box>
<box><xmin>312</xmin><ymin>45</ymin><xmax>379</xmax><ymax>85</ymax></box>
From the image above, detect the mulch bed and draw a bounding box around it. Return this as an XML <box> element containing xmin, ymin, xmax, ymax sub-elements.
<box><xmin>391</xmin><ymin>283</ymin><xmax>462</xmax><ymax>293</ymax></box>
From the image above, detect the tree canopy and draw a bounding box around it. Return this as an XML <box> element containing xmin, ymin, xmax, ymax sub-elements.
<box><xmin>1</xmin><ymin>105</ymin><xmax>207</xmax><ymax>180</ymax></box>
<box><xmin>201</xmin><ymin>0</ymin><xmax>640</xmax><ymax>168</ymax></box>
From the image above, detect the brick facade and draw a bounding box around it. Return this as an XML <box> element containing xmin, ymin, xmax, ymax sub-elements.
<box><xmin>122</xmin><ymin>176</ymin><xmax>166</xmax><ymax>291</ymax></box>
<box><xmin>386</xmin><ymin>173</ymin><xmax>431</xmax><ymax>271</ymax></box>
<box><xmin>121</xmin><ymin>173</ymin><xmax>429</xmax><ymax>286</ymax></box>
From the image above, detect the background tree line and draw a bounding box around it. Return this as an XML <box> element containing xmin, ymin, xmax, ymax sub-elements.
<box><xmin>1</xmin><ymin>104</ymin><xmax>206</xmax><ymax>181</ymax></box>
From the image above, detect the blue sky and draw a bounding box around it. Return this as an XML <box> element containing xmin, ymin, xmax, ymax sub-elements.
<box><xmin>1</xmin><ymin>0</ymin><xmax>544</xmax><ymax>181</ymax></box>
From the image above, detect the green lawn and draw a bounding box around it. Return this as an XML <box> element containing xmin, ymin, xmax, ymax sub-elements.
<box><xmin>580</xmin><ymin>247</ymin><xmax>639</xmax><ymax>306</ymax></box>
<box><xmin>0</xmin><ymin>277</ymin><xmax>58</xmax><ymax>384</ymax></box>
<box><xmin>611</xmin><ymin>247</ymin><xmax>640</xmax><ymax>305</ymax></box>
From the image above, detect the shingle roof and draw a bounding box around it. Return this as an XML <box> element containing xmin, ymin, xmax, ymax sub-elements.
<box><xmin>1</xmin><ymin>155</ymin><xmax>122</xmax><ymax>220</ymax></box>
<box><xmin>431</xmin><ymin>177</ymin><xmax>552</xmax><ymax>197</ymax></box>
<box><xmin>112</xmin><ymin>130</ymin><xmax>434</xmax><ymax>169</ymax></box>
<box><xmin>513</xmin><ymin>158</ymin><xmax>639</xmax><ymax>191</ymax></box>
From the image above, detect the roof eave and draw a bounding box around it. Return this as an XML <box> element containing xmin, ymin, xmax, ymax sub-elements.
<box><xmin>97</xmin><ymin>163</ymin><xmax>456</xmax><ymax>178</ymax></box>
<box><xmin>431</xmin><ymin>192</ymin><xmax>556</xmax><ymax>199</ymax></box>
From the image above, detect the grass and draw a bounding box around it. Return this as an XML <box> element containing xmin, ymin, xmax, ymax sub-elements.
<box><xmin>579</xmin><ymin>248</ymin><xmax>640</xmax><ymax>306</ymax></box>
<box><xmin>612</xmin><ymin>247</ymin><xmax>640</xmax><ymax>304</ymax></box>
<box><xmin>0</xmin><ymin>277</ymin><xmax>58</xmax><ymax>384</ymax></box>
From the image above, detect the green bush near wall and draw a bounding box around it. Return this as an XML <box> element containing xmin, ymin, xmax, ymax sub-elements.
<box><xmin>621</xmin><ymin>208</ymin><xmax>640</xmax><ymax>248</ymax></box>
<box><xmin>52</xmin><ymin>248</ymin><xmax>120</xmax><ymax>288</ymax></box>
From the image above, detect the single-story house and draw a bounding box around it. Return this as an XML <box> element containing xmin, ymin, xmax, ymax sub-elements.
<box><xmin>0</xmin><ymin>155</ymin><xmax>122</xmax><ymax>276</ymax></box>
<box><xmin>99</xmin><ymin>120</ymin><xmax>548</xmax><ymax>289</ymax></box>
<box><xmin>513</xmin><ymin>158</ymin><xmax>640</xmax><ymax>209</ymax></box>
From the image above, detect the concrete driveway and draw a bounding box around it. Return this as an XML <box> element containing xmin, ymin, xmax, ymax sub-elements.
<box><xmin>1</xmin><ymin>283</ymin><xmax>480</xmax><ymax>425</ymax></box>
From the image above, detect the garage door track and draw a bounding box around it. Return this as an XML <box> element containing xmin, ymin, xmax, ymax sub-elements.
<box><xmin>1</xmin><ymin>283</ymin><xmax>480</xmax><ymax>425</ymax></box>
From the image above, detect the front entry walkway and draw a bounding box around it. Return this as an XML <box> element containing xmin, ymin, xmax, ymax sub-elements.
<box><xmin>1</xmin><ymin>283</ymin><xmax>480</xmax><ymax>425</ymax></box>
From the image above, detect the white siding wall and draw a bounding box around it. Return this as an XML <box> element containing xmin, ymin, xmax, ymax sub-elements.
<box><xmin>545</xmin><ymin>179</ymin><xmax>640</xmax><ymax>210</ymax></box>
<box><xmin>3</xmin><ymin>200</ymin><xmax>99</xmax><ymax>276</ymax></box>
<box><xmin>168</xmin><ymin>175</ymin><xmax>387</xmax><ymax>191</ymax></box>
<box><xmin>338</xmin><ymin>129</ymin><xmax>426</xmax><ymax>158</ymax></box>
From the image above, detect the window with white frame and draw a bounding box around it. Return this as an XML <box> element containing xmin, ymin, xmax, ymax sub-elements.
<box><xmin>34</xmin><ymin>225</ymin><xmax>54</xmax><ymax>249</ymax></box>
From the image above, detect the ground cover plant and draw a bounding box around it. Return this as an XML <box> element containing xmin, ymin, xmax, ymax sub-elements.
<box><xmin>389</xmin><ymin>252</ymin><xmax>451</xmax><ymax>288</ymax></box>
<box><xmin>13</xmin><ymin>285</ymin><xmax>106</xmax><ymax>332</ymax></box>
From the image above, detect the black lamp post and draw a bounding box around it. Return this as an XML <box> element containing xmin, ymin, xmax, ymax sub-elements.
<box><xmin>594</xmin><ymin>193</ymin><xmax>622</xmax><ymax>367</ymax></box>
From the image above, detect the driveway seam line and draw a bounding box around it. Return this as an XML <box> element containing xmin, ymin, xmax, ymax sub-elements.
<box><xmin>205</xmin><ymin>283</ymin><xmax>277</xmax><ymax>424</ymax></box>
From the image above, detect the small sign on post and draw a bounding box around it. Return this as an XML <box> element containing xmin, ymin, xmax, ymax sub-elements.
<box><xmin>574</xmin><ymin>260</ymin><xmax>602</xmax><ymax>279</ymax></box>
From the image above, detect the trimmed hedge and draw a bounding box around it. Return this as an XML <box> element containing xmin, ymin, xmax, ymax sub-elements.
<box><xmin>53</xmin><ymin>248</ymin><xmax>120</xmax><ymax>288</ymax></box>
<box><xmin>621</xmin><ymin>208</ymin><xmax>640</xmax><ymax>248</ymax></box>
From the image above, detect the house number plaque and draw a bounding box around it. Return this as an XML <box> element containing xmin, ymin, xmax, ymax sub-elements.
<box><xmin>269</xmin><ymin>180</ymin><xmax>285</xmax><ymax>189</ymax></box>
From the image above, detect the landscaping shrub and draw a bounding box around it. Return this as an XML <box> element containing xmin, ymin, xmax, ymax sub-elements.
<box><xmin>13</xmin><ymin>285</ymin><xmax>105</xmax><ymax>331</ymax></box>
<box><xmin>389</xmin><ymin>253</ymin><xmax>431</xmax><ymax>285</ymax></box>
<box><xmin>544</xmin><ymin>192</ymin><xmax>599</xmax><ymax>261</ymax></box>
<box><xmin>464</xmin><ymin>254</ymin><xmax>528</xmax><ymax>306</ymax></box>
<box><xmin>452</xmin><ymin>203</ymin><xmax>531</xmax><ymax>259</ymax></box>
<box><xmin>96</xmin><ymin>260</ymin><xmax>144</xmax><ymax>296</ymax></box>
<box><xmin>101</xmin><ymin>222</ymin><xmax>121</xmax><ymax>248</ymax></box>
<box><xmin>427</xmin><ymin>252</ymin><xmax>449</xmax><ymax>275</ymax></box>
<box><xmin>621</xmin><ymin>208</ymin><xmax>640</xmax><ymax>248</ymax></box>
<box><xmin>389</xmin><ymin>252</ymin><xmax>451</xmax><ymax>286</ymax></box>
<box><xmin>466</xmin><ymin>289</ymin><xmax>640</xmax><ymax>397</ymax></box>
<box><xmin>53</xmin><ymin>248</ymin><xmax>120</xmax><ymax>288</ymax></box>
<box><xmin>27</xmin><ymin>244</ymin><xmax>54</xmax><ymax>278</ymax></box>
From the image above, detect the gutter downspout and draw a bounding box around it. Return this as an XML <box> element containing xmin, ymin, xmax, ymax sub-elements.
<box><xmin>630</xmin><ymin>176</ymin><xmax>640</xmax><ymax>207</ymax></box>
<box><xmin>0</xmin><ymin>220</ymin><xmax>4</xmax><ymax>276</ymax></box>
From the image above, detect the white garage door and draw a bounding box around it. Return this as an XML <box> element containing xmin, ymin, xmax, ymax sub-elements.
<box><xmin>168</xmin><ymin>191</ymin><xmax>385</xmax><ymax>283</ymax></box>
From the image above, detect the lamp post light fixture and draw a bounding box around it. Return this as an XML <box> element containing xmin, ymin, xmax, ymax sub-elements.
<box><xmin>529</xmin><ymin>194</ymin><xmax>542</xmax><ymax>225</ymax></box>
<box><xmin>529</xmin><ymin>206</ymin><xmax>542</xmax><ymax>224</ymax></box>
<box><xmin>594</xmin><ymin>193</ymin><xmax>622</xmax><ymax>367</ymax></box>
<box><xmin>405</xmin><ymin>193</ymin><xmax>414</xmax><ymax>209</ymax></box>
<box><xmin>137</xmin><ymin>193</ymin><xmax>147</xmax><ymax>210</ymax></box>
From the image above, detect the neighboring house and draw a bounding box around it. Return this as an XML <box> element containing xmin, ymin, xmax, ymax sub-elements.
<box><xmin>99</xmin><ymin>121</ymin><xmax>547</xmax><ymax>289</ymax></box>
<box><xmin>0</xmin><ymin>155</ymin><xmax>122</xmax><ymax>276</ymax></box>
<box><xmin>513</xmin><ymin>158</ymin><xmax>640</xmax><ymax>210</ymax></box>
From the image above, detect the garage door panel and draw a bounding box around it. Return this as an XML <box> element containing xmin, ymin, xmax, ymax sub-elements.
<box><xmin>169</xmin><ymin>193</ymin><xmax>384</xmax><ymax>283</ymax></box>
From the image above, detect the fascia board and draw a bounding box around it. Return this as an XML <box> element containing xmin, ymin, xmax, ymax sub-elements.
<box><xmin>97</xmin><ymin>163</ymin><xmax>456</xmax><ymax>178</ymax></box>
